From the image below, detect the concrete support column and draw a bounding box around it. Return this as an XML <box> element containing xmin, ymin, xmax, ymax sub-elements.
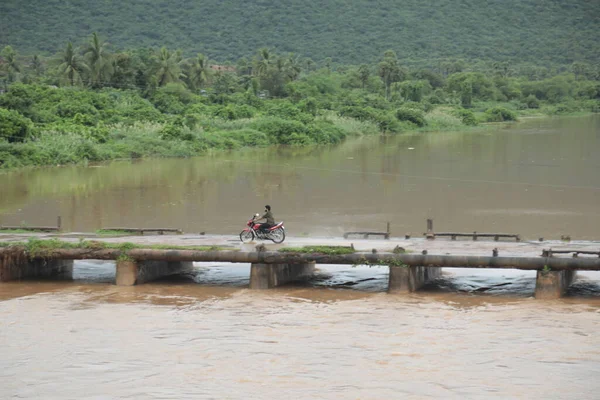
<box><xmin>388</xmin><ymin>266</ymin><xmax>441</xmax><ymax>293</ymax></box>
<box><xmin>250</xmin><ymin>262</ymin><xmax>315</xmax><ymax>289</ymax></box>
<box><xmin>0</xmin><ymin>254</ymin><xmax>73</xmax><ymax>282</ymax></box>
<box><xmin>535</xmin><ymin>270</ymin><xmax>576</xmax><ymax>299</ymax></box>
<box><xmin>116</xmin><ymin>260</ymin><xmax>193</xmax><ymax>286</ymax></box>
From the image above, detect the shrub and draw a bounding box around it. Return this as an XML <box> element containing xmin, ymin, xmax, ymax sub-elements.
<box><xmin>395</xmin><ymin>107</ymin><xmax>427</xmax><ymax>127</ymax></box>
<box><xmin>338</xmin><ymin>106</ymin><xmax>400</xmax><ymax>132</ymax></box>
<box><xmin>483</xmin><ymin>107</ymin><xmax>518</xmax><ymax>122</ymax></box>
<box><xmin>151</xmin><ymin>91</ymin><xmax>186</xmax><ymax>114</ymax></box>
<box><xmin>424</xmin><ymin>110</ymin><xmax>464</xmax><ymax>129</ymax></box>
<box><xmin>56</xmin><ymin>101</ymin><xmax>99</xmax><ymax>119</ymax></box>
<box><xmin>452</xmin><ymin>108</ymin><xmax>478</xmax><ymax>126</ymax></box>
<box><xmin>524</xmin><ymin>95</ymin><xmax>540</xmax><ymax>109</ymax></box>
<box><xmin>159</xmin><ymin>121</ymin><xmax>195</xmax><ymax>141</ymax></box>
<box><xmin>223</xmin><ymin>129</ymin><xmax>270</xmax><ymax>147</ymax></box>
<box><xmin>0</xmin><ymin>108</ymin><xmax>34</xmax><ymax>142</ymax></box>
<box><xmin>306</xmin><ymin>120</ymin><xmax>347</xmax><ymax>144</ymax></box>
<box><xmin>249</xmin><ymin>117</ymin><xmax>307</xmax><ymax>144</ymax></box>
<box><xmin>264</xmin><ymin>101</ymin><xmax>314</xmax><ymax>124</ymax></box>
<box><xmin>213</xmin><ymin>104</ymin><xmax>256</xmax><ymax>120</ymax></box>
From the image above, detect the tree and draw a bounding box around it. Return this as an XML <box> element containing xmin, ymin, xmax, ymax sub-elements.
<box><xmin>0</xmin><ymin>108</ymin><xmax>33</xmax><ymax>143</ymax></box>
<box><xmin>84</xmin><ymin>32</ymin><xmax>113</xmax><ymax>87</ymax></box>
<box><xmin>492</xmin><ymin>61</ymin><xmax>511</xmax><ymax>78</ymax></box>
<box><xmin>30</xmin><ymin>55</ymin><xmax>44</xmax><ymax>77</ymax></box>
<box><xmin>186</xmin><ymin>53</ymin><xmax>210</xmax><ymax>91</ymax></box>
<box><xmin>460</xmin><ymin>81</ymin><xmax>473</xmax><ymax>108</ymax></box>
<box><xmin>285</xmin><ymin>53</ymin><xmax>302</xmax><ymax>81</ymax></box>
<box><xmin>358</xmin><ymin>64</ymin><xmax>370</xmax><ymax>89</ymax></box>
<box><xmin>154</xmin><ymin>47</ymin><xmax>184</xmax><ymax>86</ymax></box>
<box><xmin>110</xmin><ymin>52</ymin><xmax>136</xmax><ymax>89</ymax></box>
<box><xmin>1</xmin><ymin>46</ymin><xmax>21</xmax><ymax>83</ymax></box>
<box><xmin>324</xmin><ymin>57</ymin><xmax>332</xmax><ymax>73</ymax></box>
<box><xmin>57</xmin><ymin>42</ymin><xmax>88</xmax><ymax>86</ymax></box>
<box><xmin>378</xmin><ymin>50</ymin><xmax>405</xmax><ymax>100</ymax></box>
<box><xmin>253</xmin><ymin>48</ymin><xmax>272</xmax><ymax>78</ymax></box>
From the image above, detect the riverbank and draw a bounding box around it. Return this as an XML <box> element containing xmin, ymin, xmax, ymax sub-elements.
<box><xmin>1</xmin><ymin>82</ymin><xmax>598</xmax><ymax>171</ymax></box>
<box><xmin>2</xmin><ymin>105</ymin><xmax>596</xmax><ymax>171</ymax></box>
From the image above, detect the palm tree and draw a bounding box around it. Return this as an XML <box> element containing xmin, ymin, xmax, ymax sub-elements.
<box><xmin>30</xmin><ymin>55</ymin><xmax>43</xmax><ymax>76</ymax></box>
<box><xmin>84</xmin><ymin>32</ymin><xmax>113</xmax><ymax>87</ymax></box>
<box><xmin>285</xmin><ymin>53</ymin><xmax>302</xmax><ymax>81</ymax></box>
<box><xmin>57</xmin><ymin>42</ymin><xmax>88</xmax><ymax>86</ymax></box>
<box><xmin>154</xmin><ymin>47</ymin><xmax>184</xmax><ymax>86</ymax></box>
<box><xmin>236</xmin><ymin>57</ymin><xmax>253</xmax><ymax>76</ymax></box>
<box><xmin>186</xmin><ymin>53</ymin><xmax>209</xmax><ymax>91</ymax></box>
<box><xmin>253</xmin><ymin>48</ymin><xmax>272</xmax><ymax>78</ymax></box>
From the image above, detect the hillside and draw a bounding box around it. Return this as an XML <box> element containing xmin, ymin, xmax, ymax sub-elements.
<box><xmin>0</xmin><ymin>0</ymin><xmax>599</xmax><ymax>65</ymax></box>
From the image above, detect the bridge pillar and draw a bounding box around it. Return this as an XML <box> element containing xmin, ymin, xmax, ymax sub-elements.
<box><xmin>535</xmin><ymin>270</ymin><xmax>576</xmax><ymax>299</ymax></box>
<box><xmin>116</xmin><ymin>260</ymin><xmax>193</xmax><ymax>286</ymax></box>
<box><xmin>388</xmin><ymin>266</ymin><xmax>441</xmax><ymax>293</ymax></box>
<box><xmin>250</xmin><ymin>262</ymin><xmax>315</xmax><ymax>289</ymax></box>
<box><xmin>0</xmin><ymin>254</ymin><xmax>73</xmax><ymax>282</ymax></box>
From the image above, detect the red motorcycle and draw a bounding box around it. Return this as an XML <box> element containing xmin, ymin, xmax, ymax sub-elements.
<box><xmin>239</xmin><ymin>214</ymin><xmax>286</xmax><ymax>244</ymax></box>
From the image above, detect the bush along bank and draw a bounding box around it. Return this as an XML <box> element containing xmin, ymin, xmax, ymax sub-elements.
<box><xmin>1</xmin><ymin>43</ymin><xmax>599</xmax><ymax>169</ymax></box>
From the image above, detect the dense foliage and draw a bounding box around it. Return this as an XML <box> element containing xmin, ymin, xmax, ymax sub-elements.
<box><xmin>0</xmin><ymin>34</ymin><xmax>599</xmax><ymax>169</ymax></box>
<box><xmin>0</xmin><ymin>1</ymin><xmax>598</xmax><ymax>65</ymax></box>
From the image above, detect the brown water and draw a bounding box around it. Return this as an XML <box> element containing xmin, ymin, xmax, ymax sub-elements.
<box><xmin>2</xmin><ymin>116</ymin><xmax>600</xmax><ymax>399</ymax></box>
<box><xmin>1</xmin><ymin>115</ymin><xmax>599</xmax><ymax>239</ymax></box>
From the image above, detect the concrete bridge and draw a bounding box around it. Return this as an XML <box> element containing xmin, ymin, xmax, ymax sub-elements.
<box><xmin>1</xmin><ymin>232</ymin><xmax>599</xmax><ymax>299</ymax></box>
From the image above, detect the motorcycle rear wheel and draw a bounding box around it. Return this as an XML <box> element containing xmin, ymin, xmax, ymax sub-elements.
<box><xmin>240</xmin><ymin>230</ymin><xmax>255</xmax><ymax>243</ymax></box>
<box><xmin>270</xmin><ymin>228</ymin><xmax>286</xmax><ymax>244</ymax></box>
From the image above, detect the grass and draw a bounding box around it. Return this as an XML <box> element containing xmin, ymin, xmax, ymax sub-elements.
<box><xmin>320</xmin><ymin>113</ymin><xmax>381</xmax><ymax>136</ymax></box>
<box><xmin>279</xmin><ymin>245</ymin><xmax>356</xmax><ymax>255</ymax></box>
<box><xmin>0</xmin><ymin>238</ymin><xmax>233</xmax><ymax>257</ymax></box>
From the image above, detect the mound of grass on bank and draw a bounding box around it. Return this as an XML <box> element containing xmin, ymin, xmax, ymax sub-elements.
<box><xmin>0</xmin><ymin>238</ymin><xmax>233</xmax><ymax>256</ymax></box>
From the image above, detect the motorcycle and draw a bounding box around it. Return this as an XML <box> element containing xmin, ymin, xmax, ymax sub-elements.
<box><xmin>239</xmin><ymin>214</ymin><xmax>286</xmax><ymax>244</ymax></box>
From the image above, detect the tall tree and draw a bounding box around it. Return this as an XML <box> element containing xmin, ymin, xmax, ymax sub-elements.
<box><xmin>285</xmin><ymin>53</ymin><xmax>302</xmax><ymax>81</ymax></box>
<box><xmin>57</xmin><ymin>42</ymin><xmax>88</xmax><ymax>86</ymax></box>
<box><xmin>154</xmin><ymin>47</ymin><xmax>184</xmax><ymax>86</ymax></box>
<box><xmin>84</xmin><ymin>32</ymin><xmax>113</xmax><ymax>87</ymax></box>
<box><xmin>253</xmin><ymin>48</ymin><xmax>272</xmax><ymax>78</ymax></box>
<box><xmin>186</xmin><ymin>53</ymin><xmax>210</xmax><ymax>91</ymax></box>
<box><xmin>30</xmin><ymin>55</ymin><xmax>44</xmax><ymax>77</ymax></box>
<box><xmin>358</xmin><ymin>64</ymin><xmax>370</xmax><ymax>89</ymax></box>
<box><xmin>378</xmin><ymin>50</ymin><xmax>404</xmax><ymax>100</ymax></box>
<box><xmin>1</xmin><ymin>46</ymin><xmax>21</xmax><ymax>83</ymax></box>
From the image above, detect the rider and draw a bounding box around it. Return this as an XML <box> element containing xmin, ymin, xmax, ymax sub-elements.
<box><xmin>256</xmin><ymin>205</ymin><xmax>275</xmax><ymax>233</ymax></box>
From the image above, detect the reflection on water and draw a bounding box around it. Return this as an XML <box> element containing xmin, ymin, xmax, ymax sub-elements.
<box><xmin>1</xmin><ymin>116</ymin><xmax>599</xmax><ymax>240</ymax></box>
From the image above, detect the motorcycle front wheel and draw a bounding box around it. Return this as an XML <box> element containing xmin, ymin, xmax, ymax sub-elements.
<box><xmin>240</xmin><ymin>230</ymin><xmax>255</xmax><ymax>243</ymax></box>
<box><xmin>270</xmin><ymin>228</ymin><xmax>286</xmax><ymax>244</ymax></box>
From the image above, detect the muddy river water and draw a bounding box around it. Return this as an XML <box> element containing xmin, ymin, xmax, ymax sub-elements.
<box><xmin>1</xmin><ymin>116</ymin><xmax>600</xmax><ymax>399</ymax></box>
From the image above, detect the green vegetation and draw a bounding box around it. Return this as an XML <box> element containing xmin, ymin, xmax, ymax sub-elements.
<box><xmin>0</xmin><ymin>229</ymin><xmax>36</xmax><ymax>234</ymax></box>
<box><xmin>0</xmin><ymin>30</ymin><xmax>599</xmax><ymax>169</ymax></box>
<box><xmin>0</xmin><ymin>238</ymin><xmax>233</xmax><ymax>257</ymax></box>
<box><xmin>1</xmin><ymin>1</ymin><xmax>598</xmax><ymax>65</ymax></box>
<box><xmin>279</xmin><ymin>246</ymin><xmax>355</xmax><ymax>255</ymax></box>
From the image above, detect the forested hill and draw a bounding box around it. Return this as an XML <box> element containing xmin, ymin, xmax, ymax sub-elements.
<box><xmin>1</xmin><ymin>0</ymin><xmax>598</xmax><ymax>65</ymax></box>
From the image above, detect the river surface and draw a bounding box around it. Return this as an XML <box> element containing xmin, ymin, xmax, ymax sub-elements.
<box><xmin>1</xmin><ymin>116</ymin><xmax>600</xmax><ymax>399</ymax></box>
<box><xmin>1</xmin><ymin>115</ymin><xmax>599</xmax><ymax>239</ymax></box>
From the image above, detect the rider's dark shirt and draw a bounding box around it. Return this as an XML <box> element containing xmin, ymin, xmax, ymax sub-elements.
<box><xmin>259</xmin><ymin>210</ymin><xmax>275</xmax><ymax>225</ymax></box>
